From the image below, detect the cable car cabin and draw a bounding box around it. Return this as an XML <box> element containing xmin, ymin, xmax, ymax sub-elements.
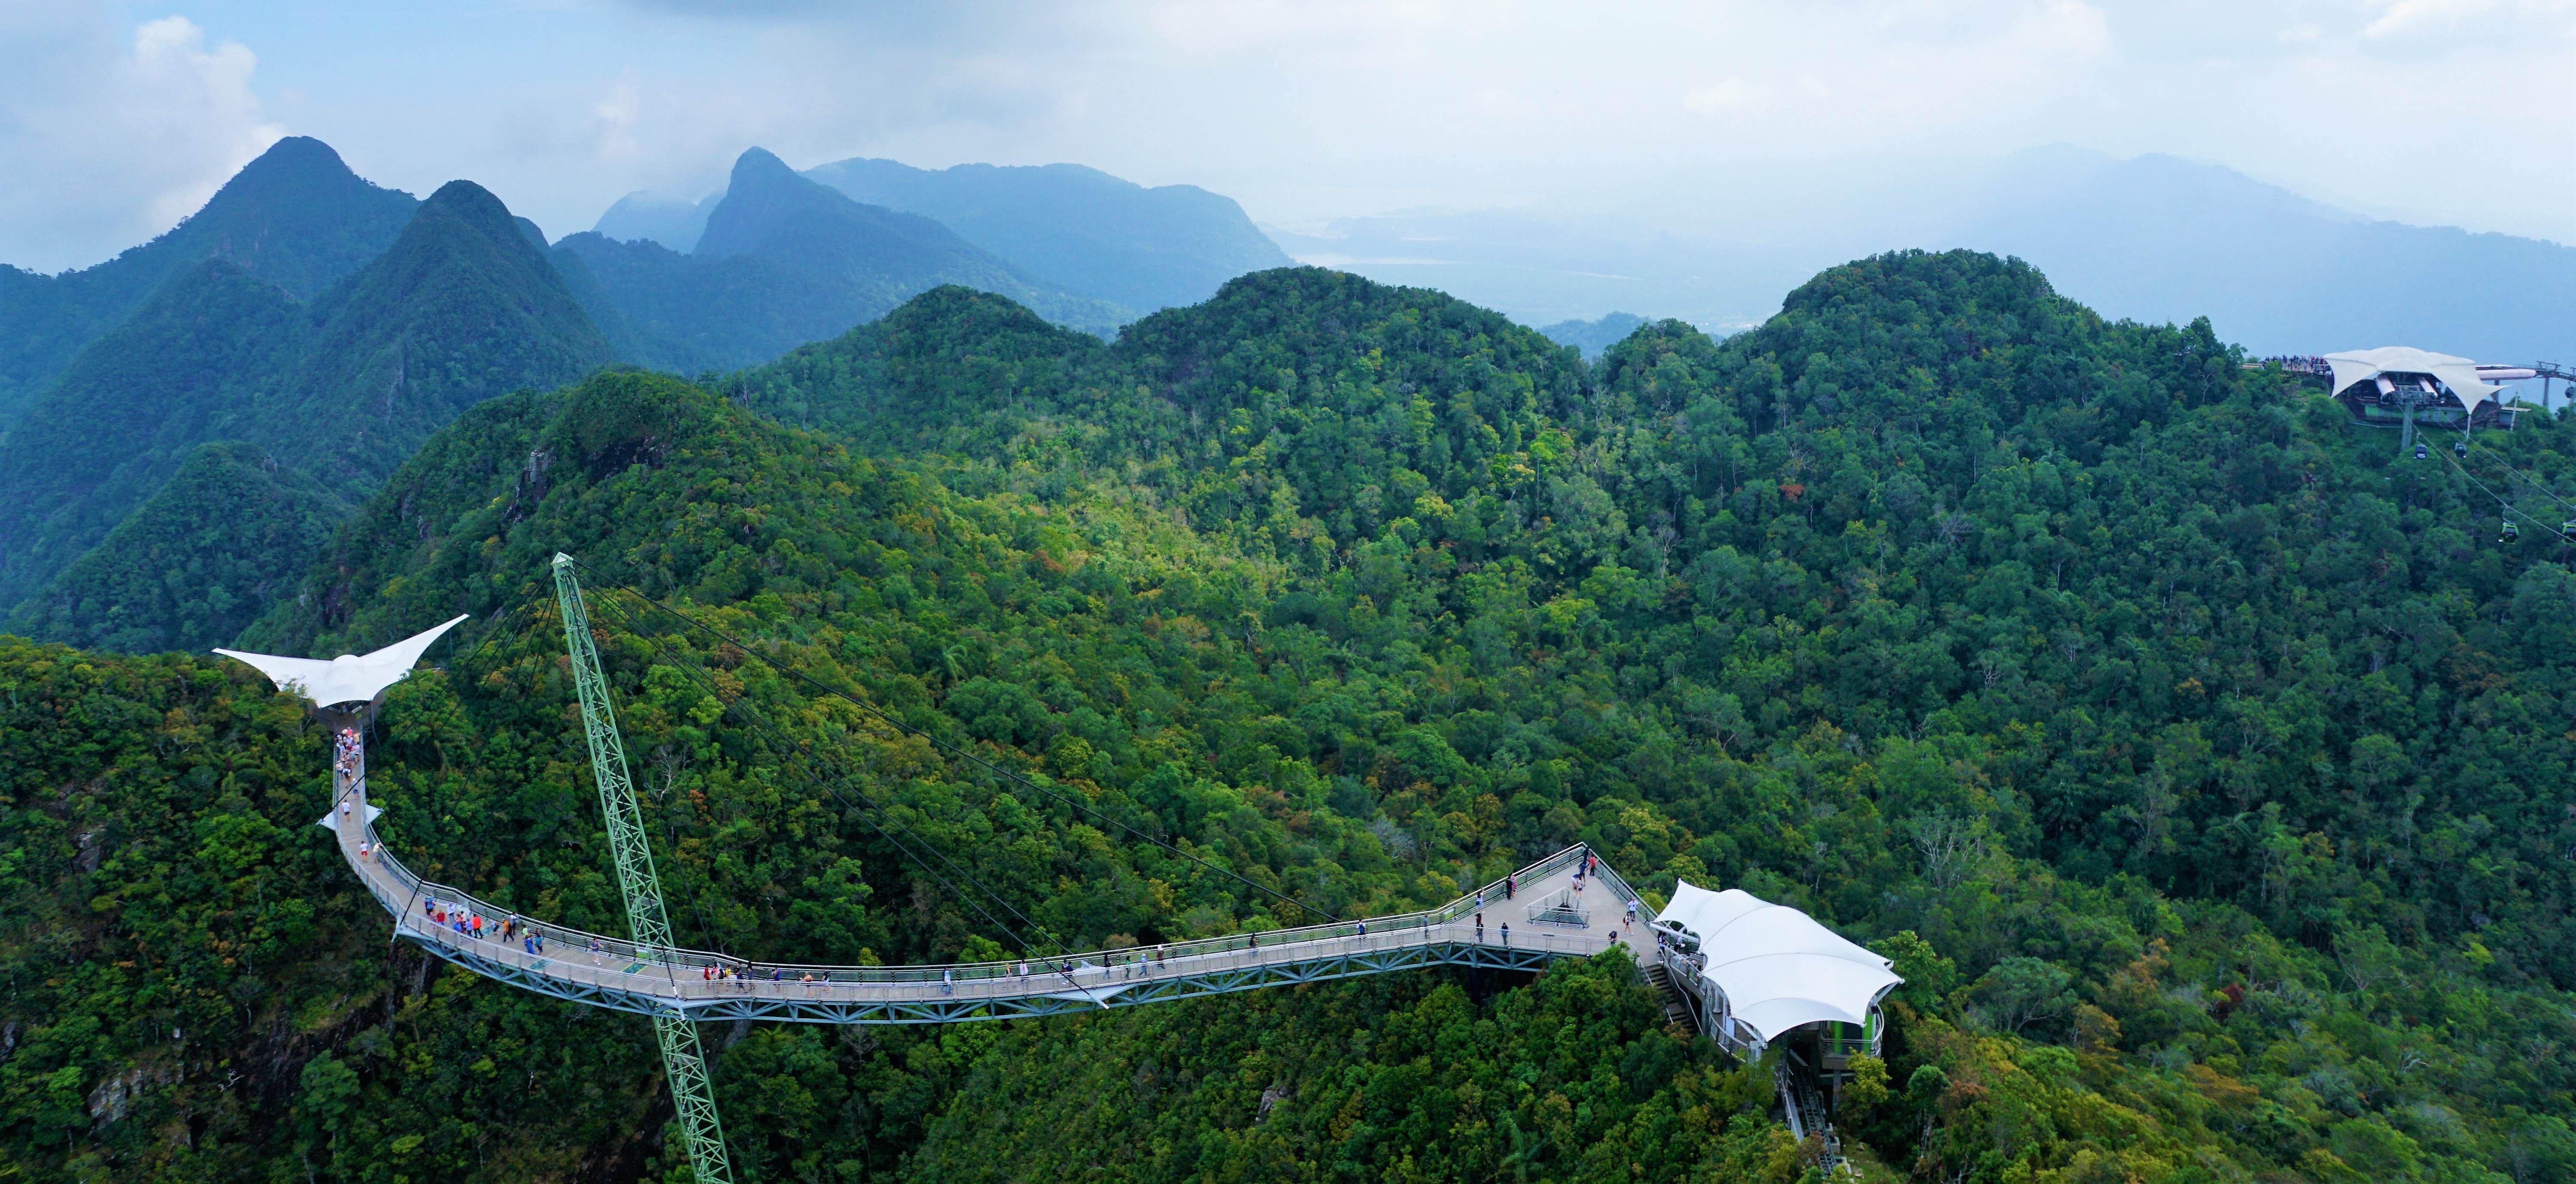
<box><xmin>2454</xmin><ymin>439</ymin><xmax>2469</xmax><ymax>458</ymax></box>
<box><xmin>2503</xmin><ymin>519</ymin><xmax>2520</xmax><ymax>542</ymax></box>
<box><xmin>2325</xmin><ymin>347</ymin><xmax>2522</xmax><ymax>432</ymax></box>
<box><xmin>1651</xmin><ymin>884</ymin><xmax>1899</xmax><ymax>1096</ymax></box>
<box><xmin>2416</xmin><ymin>442</ymin><xmax>2429</xmax><ymax>461</ymax></box>
<box><xmin>2561</xmin><ymin>520</ymin><xmax>2576</xmax><ymax>543</ymax></box>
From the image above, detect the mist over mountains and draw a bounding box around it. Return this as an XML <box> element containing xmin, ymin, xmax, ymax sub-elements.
<box><xmin>594</xmin><ymin>152</ymin><xmax>1291</xmax><ymax>319</ymax></box>
<box><xmin>559</xmin><ymin>148</ymin><xmax>1128</xmax><ymax>373</ymax></box>
<box><xmin>1271</xmin><ymin>148</ymin><xmax>2574</xmax><ymax>367</ymax></box>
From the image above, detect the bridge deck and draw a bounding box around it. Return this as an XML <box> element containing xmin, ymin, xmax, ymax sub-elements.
<box><xmin>322</xmin><ymin>738</ymin><xmax>1642</xmax><ymax>1023</ymax></box>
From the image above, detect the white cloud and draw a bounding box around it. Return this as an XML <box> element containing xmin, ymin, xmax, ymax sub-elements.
<box><xmin>2365</xmin><ymin>0</ymin><xmax>2497</xmax><ymax>36</ymax></box>
<box><xmin>5</xmin><ymin>0</ymin><xmax>2573</xmax><ymax>261</ymax></box>
<box><xmin>1685</xmin><ymin>78</ymin><xmax>1773</xmax><ymax>115</ymax></box>
<box><xmin>0</xmin><ymin>8</ymin><xmax>284</xmax><ymax>272</ymax></box>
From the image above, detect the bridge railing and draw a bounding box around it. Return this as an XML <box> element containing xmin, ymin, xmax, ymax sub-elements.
<box><xmin>734</xmin><ymin>841</ymin><xmax>1627</xmax><ymax>986</ymax></box>
<box><xmin>349</xmin><ymin>758</ymin><xmax>1631</xmax><ymax>990</ymax></box>
<box><xmin>343</xmin><ymin>770</ymin><xmax>741</xmax><ymax>978</ymax></box>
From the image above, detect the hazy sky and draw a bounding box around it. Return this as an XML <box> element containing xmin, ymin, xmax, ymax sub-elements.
<box><xmin>3</xmin><ymin>0</ymin><xmax>2570</xmax><ymax>273</ymax></box>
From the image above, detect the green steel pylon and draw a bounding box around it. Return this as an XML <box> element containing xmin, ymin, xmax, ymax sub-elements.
<box><xmin>553</xmin><ymin>553</ymin><xmax>735</xmax><ymax>1184</ymax></box>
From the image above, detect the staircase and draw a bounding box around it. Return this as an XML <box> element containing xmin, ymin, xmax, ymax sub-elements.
<box><xmin>1638</xmin><ymin>962</ymin><xmax>1700</xmax><ymax>1034</ymax></box>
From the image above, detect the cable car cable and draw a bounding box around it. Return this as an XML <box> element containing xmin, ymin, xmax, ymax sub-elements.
<box><xmin>2463</xmin><ymin>438</ymin><xmax>2576</xmax><ymax>515</ymax></box>
<box><xmin>2437</xmin><ymin>449</ymin><xmax>2575</xmax><ymax>548</ymax></box>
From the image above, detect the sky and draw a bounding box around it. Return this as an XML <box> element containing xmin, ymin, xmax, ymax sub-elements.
<box><xmin>1</xmin><ymin>0</ymin><xmax>2570</xmax><ymax>273</ymax></box>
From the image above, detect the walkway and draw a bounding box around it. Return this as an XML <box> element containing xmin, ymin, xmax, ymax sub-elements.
<box><xmin>321</xmin><ymin>733</ymin><xmax>1643</xmax><ymax>1024</ymax></box>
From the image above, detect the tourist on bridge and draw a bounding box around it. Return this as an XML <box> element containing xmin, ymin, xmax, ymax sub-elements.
<box><xmin>941</xmin><ymin>968</ymin><xmax>953</xmax><ymax>996</ymax></box>
<box><xmin>1506</xmin><ymin>874</ymin><xmax>1515</xmax><ymax>899</ymax></box>
<box><xmin>1500</xmin><ymin>923</ymin><xmax>1509</xmax><ymax>947</ymax></box>
<box><xmin>588</xmin><ymin>938</ymin><xmax>604</xmax><ymax>966</ymax></box>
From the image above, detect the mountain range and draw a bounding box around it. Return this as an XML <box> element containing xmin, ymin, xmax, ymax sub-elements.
<box><xmin>6</xmin><ymin>137</ymin><xmax>2571</xmax><ymax>664</ymax></box>
<box><xmin>0</xmin><ymin>140</ymin><xmax>1298</xmax><ymax>653</ymax></box>
<box><xmin>559</xmin><ymin>148</ymin><xmax>1127</xmax><ymax>374</ymax></box>
<box><xmin>598</xmin><ymin>153</ymin><xmax>1291</xmax><ymax>315</ymax></box>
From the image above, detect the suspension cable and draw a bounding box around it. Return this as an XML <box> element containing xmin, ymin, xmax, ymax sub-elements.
<box><xmin>569</xmin><ymin>556</ymin><xmax>1339</xmax><ymax>924</ymax></box>
<box><xmin>2464</xmin><ymin>437</ymin><xmax>2576</xmax><ymax>516</ymax></box>
<box><xmin>2436</xmin><ymin>448</ymin><xmax>2574</xmax><ymax>547</ymax></box>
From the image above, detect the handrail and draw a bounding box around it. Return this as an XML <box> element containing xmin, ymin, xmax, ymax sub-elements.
<box><xmin>352</xmin><ymin>769</ymin><xmax>1609</xmax><ymax>986</ymax></box>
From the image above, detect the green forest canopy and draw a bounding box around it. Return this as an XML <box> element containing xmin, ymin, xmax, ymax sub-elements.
<box><xmin>5</xmin><ymin>252</ymin><xmax>2573</xmax><ymax>1182</ymax></box>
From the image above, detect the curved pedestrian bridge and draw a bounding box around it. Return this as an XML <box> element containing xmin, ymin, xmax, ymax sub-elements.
<box><xmin>322</xmin><ymin>745</ymin><xmax>1642</xmax><ymax>1025</ymax></box>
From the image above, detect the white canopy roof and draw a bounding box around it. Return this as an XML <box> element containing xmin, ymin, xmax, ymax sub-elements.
<box><xmin>1656</xmin><ymin>881</ymin><xmax>1902</xmax><ymax>1044</ymax></box>
<box><xmin>216</xmin><ymin>615</ymin><xmax>468</xmax><ymax>708</ymax></box>
<box><xmin>2324</xmin><ymin>346</ymin><xmax>2508</xmax><ymax>418</ymax></box>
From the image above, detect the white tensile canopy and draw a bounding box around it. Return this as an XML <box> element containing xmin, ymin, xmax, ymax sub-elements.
<box><xmin>2324</xmin><ymin>347</ymin><xmax>2508</xmax><ymax>419</ymax></box>
<box><xmin>216</xmin><ymin>615</ymin><xmax>469</xmax><ymax>708</ymax></box>
<box><xmin>1655</xmin><ymin>881</ymin><xmax>1902</xmax><ymax>1044</ymax></box>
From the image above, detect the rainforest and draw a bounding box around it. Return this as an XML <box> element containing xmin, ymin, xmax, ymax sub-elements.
<box><xmin>5</xmin><ymin>252</ymin><xmax>2574</xmax><ymax>1184</ymax></box>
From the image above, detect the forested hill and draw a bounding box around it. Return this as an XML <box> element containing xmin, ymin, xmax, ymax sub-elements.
<box><xmin>7</xmin><ymin>252</ymin><xmax>2575</xmax><ymax>1182</ymax></box>
<box><xmin>0</xmin><ymin>137</ymin><xmax>417</xmax><ymax>431</ymax></box>
<box><xmin>0</xmin><ymin>179</ymin><xmax>612</xmax><ymax>653</ymax></box>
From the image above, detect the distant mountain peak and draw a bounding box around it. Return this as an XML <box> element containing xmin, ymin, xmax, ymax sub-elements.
<box><xmin>219</xmin><ymin>136</ymin><xmax>363</xmax><ymax>195</ymax></box>
<box><xmin>419</xmin><ymin>179</ymin><xmax>521</xmax><ymax>231</ymax></box>
<box><xmin>698</xmin><ymin>148</ymin><xmax>857</xmax><ymax>258</ymax></box>
<box><xmin>731</xmin><ymin>146</ymin><xmax>797</xmax><ymax>183</ymax></box>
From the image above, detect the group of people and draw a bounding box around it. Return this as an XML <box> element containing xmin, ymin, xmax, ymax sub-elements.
<box><xmin>422</xmin><ymin>898</ymin><xmax>544</xmax><ymax>954</ymax></box>
<box><xmin>336</xmin><ymin>728</ymin><xmax>375</xmax><ymax>861</ymax></box>
<box><xmin>700</xmin><ymin>962</ymin><xmax>809</xmax><ymax>991</ymax></box>
<box><xmin>332</xmin><ymin>727</ymin><xmax>362</xmax><ymax>781</ymax></box>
